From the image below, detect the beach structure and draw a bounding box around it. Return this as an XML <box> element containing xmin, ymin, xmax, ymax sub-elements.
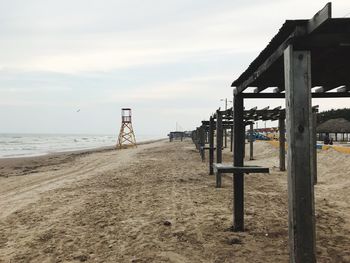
<box><xmin>228</xmin><ymin>3</ymin><xmax>350</xmax><ymax>262</ymax></box>
<box><xmin>196</xmin><ymin>106</ymin><xmax>287</xmax><ymax>175</ymax></box>
<box><xmin>317</xmin><ymin>118</ymin><xmax>350</xmax><ymax>142</ymax></box>
<box><xmin>168</xmin><ymin>131</ymin><xmax>184</xmax><ymax>142</ymax></box>
<box><xmin>116</xmin><ymin>108</ymin><xmax>137</xmax><ymax>148</ymax></box>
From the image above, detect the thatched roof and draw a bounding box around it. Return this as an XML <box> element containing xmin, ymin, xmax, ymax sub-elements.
<box><xmin>317</xmin><ymin>118</ymin><xmax>350</xmax><ymax>133</ymax></box>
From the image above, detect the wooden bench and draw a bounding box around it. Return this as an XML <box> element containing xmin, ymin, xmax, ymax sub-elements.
<box><xmin>213</xmin><ymin>163</ymin><xmax>269</xmax><ymax>188</ymax></box>
<box><xmin>200</xmin><ymin>146</ymin><xmax>218</xmax><ymax>162</ymax></box>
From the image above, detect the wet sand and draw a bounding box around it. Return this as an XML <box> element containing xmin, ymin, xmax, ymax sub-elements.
<box><xmin>0</xmin><ymin>139</ymin><xmax>349</xmax><ymax>262</ymax></box>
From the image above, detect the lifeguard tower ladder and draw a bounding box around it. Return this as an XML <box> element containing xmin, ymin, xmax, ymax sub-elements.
<box><xmin>117</xmin><ymin>108</ymin><xmax>137</xmax><ymax>148</ymax></box>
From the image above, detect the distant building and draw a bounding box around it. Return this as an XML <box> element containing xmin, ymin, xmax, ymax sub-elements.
<box><xmin>317</xmin><ymin>118</ymin><xmax>350</xmax><ymax>142</ymax></box>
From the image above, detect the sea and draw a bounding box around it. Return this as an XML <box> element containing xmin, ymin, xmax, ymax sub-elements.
<box><xmin>0</xmin><ymin>133</ymin><xmax>161</xmax><ymax>158</ymax></box>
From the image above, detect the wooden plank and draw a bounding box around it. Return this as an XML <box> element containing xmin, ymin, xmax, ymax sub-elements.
<box><xmin>242</xmin><ymin>92</ymin><xmax>350</xmax><ymax>99</ymax></box>
<box><xmin>254</xmin><ymin>86</ymin><xmax>269</xmax><ymax>93</ymax></box>
<box><xmin>314</xmin><ymin>86</ymin><xmax>338</xmax><ymax>93</ymax></box>
<box><xmin>273</xmin><ymin>87</ymin><xmax>282</xmax><ymax>93</ymax></box>
<box><xmin>232</xmin><ymin>3</ymin><xmax>331</xmax><ymax>94</ymax></box>
<box><xmin>284</xmin><ymin>45</ymin><xmax>316</xmax><ymax>263</ymax></box>
<box><xmin>233</xmin><ymin>94</ymin><xmax>245</xmax><ymax>231</ymax></box>
<box><xmin>249</xmin><ymin>123</ymin><xmax>254</xmax><ymax>160</ymax></box>
<box><xmin>306</xmin><ymin>2</ymin><xmax>331</xmax><ymax>34</ymax></box>
<box><xmin>279</xmin><ymin>116</ymin><xmax>286</xmax><ymax>171</ymax></box>
<box><xmin>209</xmin><ymin>116</ymin><xmax>215</xmax><ymax>175</ymax></box>
<box><xmin>337</xmin><ymin>85</ymin><xmax>350</xmax><ymax>92</ymax></box>
<box><xmin>213</xmin><ymin>164</ymin><xmax>269</xmax><ymax>174</ymax></box>
<box><xmin>230</xmin><ymin>123</ymin><xmax>233</xmax><ymax>152</ymax></box>
<box><xmin>310</xmin><ymin>112</ymin><xmax>317</xmax><ymax>185</ymax></box>
<box><xmin>199</xmin><ymin>126</ymin><xmax>206</xmax><ymax>162</ymax></box>
<box><xmin>294</xmin><ymin>33</ymin><xmax>350</xmax><ymax>49</ymax></box>
<box><xmin>216</xmin><ymin>110</ymin><xmax>223</xmax><ymax>188</ymax></box>
<box><xmin>233</xmin><ymin>26</ymin><xmax>305</xmax><ymax>93</ymax></box>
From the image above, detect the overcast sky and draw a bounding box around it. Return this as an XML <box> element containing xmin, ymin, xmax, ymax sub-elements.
<box><xmin>1</xmin><ymin>0</ymin><xmax>349</xmax><ymax>138</ymax></box>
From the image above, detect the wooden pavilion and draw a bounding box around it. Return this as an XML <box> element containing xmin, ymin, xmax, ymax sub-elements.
<box><xmin>230</xmin><ymin>3</ymin><xmax>350</xmax><ymax>262</ymax></box>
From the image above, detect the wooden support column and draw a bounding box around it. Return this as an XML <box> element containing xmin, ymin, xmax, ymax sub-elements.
<box><xmin>249</xmin><ymin>123</ymin><xmax>254</xmax><ymax>160</ymax></box>
<box><xmin>233</xmin><ymin>94</ymin><xmax>245</xmax><ymax>231</ymax></box>
<box><xmin>209</xmin><ymin>116</ymin><xmax>215</xmax><ymax>175</ymax></box>
<box><xmin>230</xmin><ymin>123</ymin><xmax>234</xmax><ymax>152</ymax></box>
<box><xmin>224</xmin><ymin>128</ymin><xmax>227</xmax><ymax>148</ymax></box>
<box><xmin>279</xmin><ymin>116</ymin><xmax>286</xmax><ymax>171</ymax></box>
<box><xmin>200</xmin><ymin>126</ymin><xmax>205</xmax><ymax>162</ymax></box>
<box><xmin>310</xmin><ymin>112</ymin><xmax>317</xmax><ymax>185</ymax></box>
<box><xmin>216</xmin><ymin>110</ymin><xmax>223</xmax><ymax>187</ymax></box>
<box><xmin>284</xmin><ymin>45</ymin><xmax>316</xmax><ymax>263</ymax></box>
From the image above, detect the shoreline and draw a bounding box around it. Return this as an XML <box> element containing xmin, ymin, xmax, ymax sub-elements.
<box><xmin>0</xmin><ymin>138</ymin><xmax>166</xmax><ymax>177</ymax></box>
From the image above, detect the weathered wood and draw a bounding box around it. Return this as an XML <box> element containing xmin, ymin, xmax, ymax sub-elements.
<box><xmin>310</xmin><ymin>112</ymin><xmax>317</xmax><ymax>185</ymax></box>
<box><xmin>249</xmin><ymin>123</ymin><xmax>254</xmax><ymax>160</ymax></box>
<box><xmin>233</xmin><ymin>94</ymin><xmax>245</xmax><ymax>231</ymax></box>
<box><xmin>213</xmin><ymin>163</ymin><xmax>269</xmax><ymax>174</ymax></box>
<box><xmin>216</xmin><ymin>110</ymin><xmax>223</xmax><ymax>188</ymax></box>
<box><xmin>242</xmin><ymin>92</ymin><xmax>350</xmax><ymax>99</ymax></box>
<box><xmin>230</xmin><ymin>123</ymin><xmax>233</xmax><ymax>152</ymax></box>
<box><xmin>279</xmin><ymin>116</ymin><xmax>286</xmax><ymax>171</ymax></box>
<box><xmin>337</xmin><ymin>85</ymin><xmax>350</xmax><ymax>93</ymax></box>
<box><xmin>209</xmin><ymin>116</ymin><xmax>215</xmax><ymax>175</ymax></box>
<box><xmin>199</xmin><ymin>126</ymin><xmax>206</xmax><ymax>162</ymax></box>
<box><xmin>315</xmin><ymin>85</ymin><xmax>339</xmax><ymax>93</ymax></box>
<box><xmin>232</xmin><ymin>26</ymin><xmax>305</xmax><ymax>93</ymax></box>
<box><xmin>294</xmin><ymin>33</ymin><xmax>350</xmax><ymax>49</ymax></box>
<box><xmin>203</xmin><ymin>146</ymin><xmax>216</xmax><ymax>150</ymax></box>
<box><xmin>306</xmin><ymin>2</ymin><xmax>331</xmax><ymax>34</ymax></box>
<box><xmin>284</xmin><ymin>46</ymin><xmax>316</xmax><ymax>263</ymax></box>
<box><xmin>224</xmin><ymin>128</ymin><xmax>227</xmax><ymax>148</ymax></box>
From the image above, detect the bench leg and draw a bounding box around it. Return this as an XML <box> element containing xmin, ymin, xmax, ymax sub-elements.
<box><xmin>216</xmin><ymin>172</ymin><xmax>222</xmax><ymax>188</ymax></box>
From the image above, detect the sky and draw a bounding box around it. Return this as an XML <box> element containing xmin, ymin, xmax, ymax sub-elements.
<box><xmin>1</xmin><ymin>0</ymin><xmax>349</xmax><ymax>138</ymax></box>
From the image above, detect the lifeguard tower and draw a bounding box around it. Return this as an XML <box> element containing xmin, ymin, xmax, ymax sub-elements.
<box><xmin>116</xmin><ymin>108</ymin><xmax>137</xmax><ymax>148</ymax></box>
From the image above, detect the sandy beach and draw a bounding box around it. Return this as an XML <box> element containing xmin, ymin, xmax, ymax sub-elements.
<box><xmin>0</xmin><ymin>139</ymin><xmax>349</xmax><ymax>262</ymax></box>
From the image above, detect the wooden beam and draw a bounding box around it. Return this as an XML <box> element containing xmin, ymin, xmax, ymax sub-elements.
<box><xmin>233</xmin><ymin>26</ymin><xmax>305</xmax><ymax>93</ymax></box>
<box><xmin>314</xmin><ymin>85</ymin><xmax>339</xmax><ymax>93</ymax></box>
<box><xmin>233</xmin><ymin>94</ymin><xmax>245</xmax><ymax>231</ymax></box>
<box><xmin>199</xmin><ymin>126</ymin><xmax>206</xmax><ymax>162</ymax></box>
<box><xmin>284</xmin><ymin>45</ymin><xmax>316</xmax><ymax>262</ymax></box>
<box><xmin>294</xmin><ymin>33</ymin><xmax>350</xmax><ymax>49</ymax></box>
<box><xmin>273</xmin><ymin>87</ymin><xmax>283</xmax><ymax>93</ymax></box>
<box><xmin>337</xmin><ymin>85</ymin><xmax>350</xmax><ymax>92</ymax></box>
<box><xmin>249</xmin><ymin>123</ymin><xmax>254</xmax><ymax>160</ymax></box>
<box><xmin>310</xmin><ymin>112</ymin><xmax>317</xmax><ymax>185</ymax></box>
<box><xmin>216</xmin><ymin>110</ymin><xmax>223</xmax><ymax>188</ymax></box>
<box><xmin>306</xmin><ymin>2</ymin><xmax>331</xmax><ymax>34</ymax></box>
<box><xmin>213</xmin><ymin>164</ymin><xmax>269</xmax><ymax>174</ymax></box>
<box><xmin>242</xmin><ymin>92</ymin><xmax>350</xmax><ymax>99</ymax></box>
<box><xmin>209</xmin><ymin>116</ymin><xmax>215</xmax><ymax>175</ymax></box>
<box><xmin>230</xmin><ymin>122</ymin><xmax>233</xmax><ymax>152</ymax></box>
<box><xmin>279</xmin><ymin>116</ymin><xmax>286</xmax><ymax>171</ymax></box>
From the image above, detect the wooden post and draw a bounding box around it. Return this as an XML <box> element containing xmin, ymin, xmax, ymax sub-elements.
<box><xmin>249</xmin><ymin>123</ymin><xmax>254</xmax><ymax>160</ymax></box>
<box><xmin>233</xmin><ymin>94</ymin><xmax>245</xmax><ymax>231</ymax></box>
<box><xmin>200</xmin><ymin>126</ymin><xmax>205</xmax><ymax>162</ymax></box>
<box><xmin>230</xmin><ymin>123</ymin><xmax>234</xmax><ymax>152</ymax></box>
<box><xmin>284</xmin><ymin>45</ymin><xmax>316</xmax><ymax>263</ymax></box>
<box><xmin>224</xmin><ymin>128</ymin><xmax>227</xmax><ymax>148</ymax></box>
<box><xmin>209</xmin><ymin>116</ymin><xmax>215</xmax><ymax>175</ymax></box>
<box><xmin>216</xmin><ymin>110</ymin><xmax>223</xmax><ymax>188</ymax></box>
<box><xmin>310</xmin><ymin>112</ymin><xmax>317</xmax><ymax>185</ymax></box>
<box><xmin>279</xmin><ymin>116</ymin><xmax>286</xmax><ymax>171</ymax></box>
